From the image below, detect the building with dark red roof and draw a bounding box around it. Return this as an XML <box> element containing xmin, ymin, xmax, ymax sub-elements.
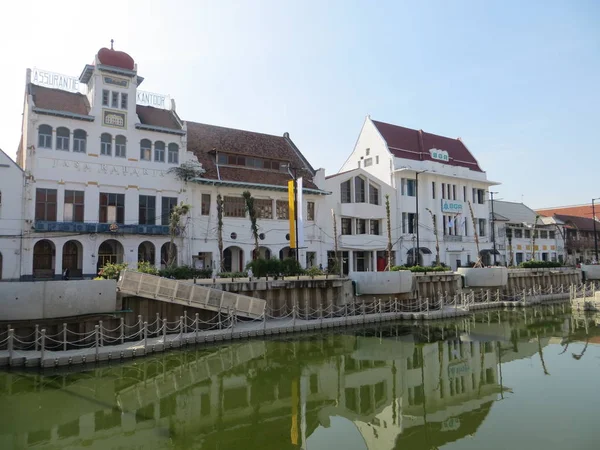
<box><xmin>15</xmin><ymin>46</ymin><xmax>327</xmax><ymax>280</ymax></box>
<box><xmin>335</xmin><ymin>116</ymin><xmax>499</xmax><ymax>269</ymax></box>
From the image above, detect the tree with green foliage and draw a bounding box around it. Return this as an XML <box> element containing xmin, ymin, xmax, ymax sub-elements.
<box><xmin>242</xmin><ymin>190</ymin><xmax>260</xmax><ymax>259</ymax></box>
<box><xmin>216</xmin><ymin>194</ymin><xmax>225</xmax><ymax>272</ymax></box>
<box><xmin>167</xmin><ymin>160</ymin><xmax>205</xmax><ymax>182</ymax></box>
<box><xmin>426</xmin><ymin>208</ymin><xmax>440</xmax><ymax>267</ymax></box>
<box><xmin>385</xmin><ymin>194</ymin><xmax>393</xmax><ymax>270</ymax></box>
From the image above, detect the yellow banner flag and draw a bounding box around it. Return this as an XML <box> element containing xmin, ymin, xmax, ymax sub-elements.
<box><xmin>288</xmin><ymin>180</ymin><xmax>296</xmax><ymax>248</ymax></box>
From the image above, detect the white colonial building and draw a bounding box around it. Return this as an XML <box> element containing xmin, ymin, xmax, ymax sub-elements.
<box><xmin>493</xmin><ymin>201</ymin><xmax>562</xmax><ymax>265</ymax></box>
<box><xmin>315</xmin><ymin>168</ymin><xmax>397</xmax><ymax>273</ymax></box>
<box><xmin>0</xmin><ymin>149</ymin><xmax>25</xmax><ymax>280</ymax></box>
<box><xmin>338</xmin><ymin>116</ymin><xmax>499</xmax><ymax>270</ymax></box>
<box><xmin>14</xmin><ymin>45</ymin><xmax>329</xmax><ymax>280</ymax></box>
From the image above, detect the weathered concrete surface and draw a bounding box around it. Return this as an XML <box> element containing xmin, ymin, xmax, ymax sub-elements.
<box><xmin>350</xmin><ymin>270</ymin><xmax>414</xmax><ymax>294</ymax></box>
<box><xmin>0</xmin><ymin>280</ymin><xmax>117</xmax><ymax>320</ymax></box>
<box><xmin>457</xmin><ymin>267</ymin><xmax>508</xmax><ymax>287</ymax></box>
<box><xmin>582</xmin><ymin>264</ymin><xmax>600</xmax><ymax>280</ymax></box>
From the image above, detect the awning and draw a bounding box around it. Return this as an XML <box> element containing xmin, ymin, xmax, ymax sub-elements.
<box><xmin>479</xmin><ymin>248</ymin><xmax>501</xmax><ymax>255</ymax></box>
<box><xmin>407</xmin><ymin>247</ymin><xmax>432</xmax><ymax>255</ymax></box>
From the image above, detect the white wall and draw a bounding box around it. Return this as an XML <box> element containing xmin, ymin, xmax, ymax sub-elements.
<box><xmin>0</xmin><ymin>150</ymin><xmax>24</xmax><ymax>281</ymax></box>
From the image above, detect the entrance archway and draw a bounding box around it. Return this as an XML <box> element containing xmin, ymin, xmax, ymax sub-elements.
<box><xmin>279</xmin><ymin>246</ymin><xmax>295</xmax><ymax>260</ymax></box>
<box><xmin>161</xmin><ymin>242</ymin><xmax>177</xmax><ymax>268</ymax></box>
<box><xmin>224</xmin><ymin>246</ymin><xmax>244</xmax><ymax>273</ymax></box>
<box><xmin>62</xmin><ymin>240</ymin><xmax>83</xmax><ymax>277</ymax></box>
<box><xmin>138</xmin><ymin>241</ymin><xmax>156</xmax><ymax>264</ymax></box>
<box><xmin>97</xmin><ymin>240</ymin><xmax>124</xmax><ymax>274</ymax></box>
<box><xmin>33</xmin><ymin>240</ymin><xmax>55</xmax><ymax>278</ymax></box>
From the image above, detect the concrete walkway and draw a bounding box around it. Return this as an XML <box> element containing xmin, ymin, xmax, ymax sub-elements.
<box><xmin>0</xmin><ymin>294</ymin><xmax>570</xmax><ymax>369</ymax></box>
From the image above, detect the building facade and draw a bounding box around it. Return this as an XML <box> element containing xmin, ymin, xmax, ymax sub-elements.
<box><xmin>14</xmin><ymin>46</ymin><xmax>329</xmax><ymax>280</ymax></box>
<box><xmin>492</xmin><ymin>201</ymin><xmax>562</xmax><ymax>266</ymax></box>
<box><xmin>0</xmin><ymin>149</ymin><xmax>25</xmax><ymax>280</ymax></box>
<box><xmin>339</xmin><ymin>117</ymin><xmax>498</xmax><ymax>270</ymax></box>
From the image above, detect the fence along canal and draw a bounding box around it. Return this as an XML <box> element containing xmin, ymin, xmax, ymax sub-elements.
<box><xmin>1</xmin><ymin>281</ymin><xmax>598</xmax><ymax>369</ymax></box>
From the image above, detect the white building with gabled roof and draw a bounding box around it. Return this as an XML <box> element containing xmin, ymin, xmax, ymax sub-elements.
<box><xmin>338</xmin><ymin>116</ymin><xmax>500</xmax><ymax>269</ymax></box>
<box><xmin>0</xmin><ymin>149</ymin><xmax>25</xmax><ymax>281</ymax></box>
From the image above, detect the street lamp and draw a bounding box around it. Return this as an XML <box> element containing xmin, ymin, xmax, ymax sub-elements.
<box><xmin>414</xmin><ymin>170</ymin><xmax>427</xmax><ymax>266</ymax></box>
<box><xmin>593</xmin><ymin>198</ymin><xmax>600</xmax><ymax>263</ymax></box>
<box><xmin>488</xmin><ymin>191</ymin><xmax>498</xmax><ymax>265</ymax></box>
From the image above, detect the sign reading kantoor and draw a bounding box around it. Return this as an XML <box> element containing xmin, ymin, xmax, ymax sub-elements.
<box><xmin>137</xmin><ymin>90</ymin><xmax>170</xmax><ymax>109</ymax></box>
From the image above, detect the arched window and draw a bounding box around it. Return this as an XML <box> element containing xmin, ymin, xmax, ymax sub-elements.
<box><xmin>140</xmin><ymin>139</ymin><xmax>152</xmax><ymax>161</ymax></box>
<box><xmin>168</xmin><ymin>143</ymin><xmax>179</xmax><ymax>164</ymax></box>
<box><xmin>56</xmin><ymin>127</ymin><xmax>70</xmax><ymax>151</ymax></box>
<box><xmin>115</xmin><ymin>135</ymin><xmax>127</xmax><ymax>158</ymax></box>
<box><xmin>73</xmin><ymin>129</ymin><xmax>86</xmax><ymax>153</ymax></box>
<box><xmin>100</xmin><ymin>133</ymin><xmax>112</xmax><ymax>156</ymax></box>
<box><xmin>38</xmin><ymin>125</ymin><xmax>52</xmax><ymax>149</ymax></box>
<box><xmin>154</xmin><ymin>141</ymin><xmax>165</xmax><ymax>162</ymax></box>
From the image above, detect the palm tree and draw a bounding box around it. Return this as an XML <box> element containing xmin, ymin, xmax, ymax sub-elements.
<box><xmin>167</xmin><ymin>202</ymin><xmax>190</xmax><ymax>268</ymax></box>
<box><xmin>242</xmin><ymin>191</ymin><xmax>260</xmax><ymax>259</ymax></box>
<box><xmin>385</xmin><ymin>194</ymin><xmax>393</xmax><ymax>270</ymax></box>
<box><xmin>426</xmin><ymin>208</ymin><xmax>440</xmax><ymax>266</ymax></box>
<box><xmin>216</xmin><ymin>194</ymin><xmax>225</xmax><ymax>272</ymax></box>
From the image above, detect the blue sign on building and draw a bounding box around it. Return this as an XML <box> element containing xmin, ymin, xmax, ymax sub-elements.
<box><xmin>441</xmin><ymin>200</ymin><xmax>464</xmax><ymax>213</ymax></box>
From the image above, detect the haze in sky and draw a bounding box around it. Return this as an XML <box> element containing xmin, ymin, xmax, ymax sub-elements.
<box><xmin>0</xmin><ymin>0</ymin><xmax>598</xmax><ymax>208</ymax></box>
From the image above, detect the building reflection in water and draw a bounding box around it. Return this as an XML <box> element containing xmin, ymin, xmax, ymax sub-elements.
<box><xmin>0</xmin><ymin>306</ymin><xmax>597</xmax><ymax>450</ymax></box>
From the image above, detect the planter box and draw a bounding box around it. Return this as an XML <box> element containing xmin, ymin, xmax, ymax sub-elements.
<box><xmin>350</xmin><ymin>271</ymin><xmax>414</xmax><ymax>294</ymax></box>
<box><xmin>582</xmin><ymin>265</ymin><xmax>600</xmax><ymax>280</ymax></box>
<box><xmin>456</xmin><ymin>267</ymin><xmax>508</xmax><ymax>287</ymax></box>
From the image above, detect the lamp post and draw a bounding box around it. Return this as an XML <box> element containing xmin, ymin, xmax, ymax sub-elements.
<box><xmin>489</xmin><ymin>191</ymin><xmax>498</xmax><ymax>265</ymax></box>
<box><xmin>414</xmin><ymin>170</ymin><xmax>427</xmax><ymax>266</ymax></box>
<box><xmin>593</xmin><ymin>198</ymin><xmax>600</xmax><ymax>263</ymax></box>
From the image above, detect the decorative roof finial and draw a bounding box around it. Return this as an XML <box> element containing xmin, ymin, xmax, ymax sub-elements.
<box><xmin>110</xmin><ymin>39</ymin><xmax>114</xmax><ymax>50</ymax></box>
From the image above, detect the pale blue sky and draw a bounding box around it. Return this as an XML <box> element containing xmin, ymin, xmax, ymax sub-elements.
<box><xmin>1</xmin><ymin>0</ymin><xmax>598</xmax><ymax>208</ymax></box>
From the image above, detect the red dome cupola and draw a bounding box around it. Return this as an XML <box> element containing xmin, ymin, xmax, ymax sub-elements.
<box><xmin>97</xmin><ymin>45</ymin><xmax>135</xmax><ymax>71</ymax></box>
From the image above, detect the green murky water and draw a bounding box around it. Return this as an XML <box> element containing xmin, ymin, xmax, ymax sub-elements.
<box><xmin>1</xmin><ymin>305</ymin><xmax>599</xmax><ymax>450</ymax></box>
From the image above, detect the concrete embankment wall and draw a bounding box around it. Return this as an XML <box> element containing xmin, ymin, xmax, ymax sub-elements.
<box><xmin>0</xmin><ymin>280</ymin><xmax>117</xmax><ymax>321</ymax></box>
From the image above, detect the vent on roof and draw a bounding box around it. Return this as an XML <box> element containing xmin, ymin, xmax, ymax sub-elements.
<box><xmin>283</xmin><ymin>132</ymin><xmax>289</xmax><ymax>138</ymax></box>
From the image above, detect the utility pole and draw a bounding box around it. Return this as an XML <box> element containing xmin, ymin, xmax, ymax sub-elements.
<box><xmin>593</xmin><ymin>198</ymin><xmax>599</xmax><ymax>263</ymax></box>
<box><xmin>489</xmin><ymin>191</ymin><xmax>498</xmax><ymax>265</ymax></box>
<box><xmin>287</xmin><ymin>165</ymin><xmax>300</xmax><ymax>263</ymax></box>
<box><xmin>414</xmin><ymin>170</ymin><xmax>426</xmax><ymax>266</ymax></box>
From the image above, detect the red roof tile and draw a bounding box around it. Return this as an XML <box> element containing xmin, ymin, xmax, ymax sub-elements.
<box><xmin>30</xmin><ymin>85</ymin><xmax>90</xmax><ymax>116</ymax></box>
<box><xmin>537</xmin><ymin>205</ymin><xmax>596</xmax><ymax>220</ymax></box>
<box><xmin>553</xmin><ymin>214</ymin><xmax>598</xmax><ymax>232</ymax></box>
<box><xmin>136</xmin><ymin>105</ymin><xmax>182</xmax><ymax>130</ymax></box>
<box><xmin>186</xmin><ymin>121</ymin><xmax>317</xmax><ymax>189</ymax></box>
<box><xmin>372</xmin><ymin>120</ymin><xmax>484</xmax><ymax>172</ymax></box>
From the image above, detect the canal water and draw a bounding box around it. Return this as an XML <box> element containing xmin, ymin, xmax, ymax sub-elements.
<box><xmin>0</xmin><ymin>305</ymin><xmax>599</xmax><ymax>450</ymax></box>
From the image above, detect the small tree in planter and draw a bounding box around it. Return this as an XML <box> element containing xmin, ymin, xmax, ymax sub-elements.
<box><xmin>529</xmin><ymin>215</ymin><xmax>541</xmax><ymax>261</ymax></box>
<box><xmin>467</xmin><ymin>200</ymin><xmax>483</xmax><ymax>267</ymax></box>
<box><xmin>385</xmin><ymin>194</ymin><xmax>393</xmax><ymax>270</ymax></box>
<box><xmin>242</xmin><ymin>191</ymin><xmax>260</xmax><ymax>259</ymax></box>
<box><xmin>426</xmin><ymin>208</ymin><xmax>440</xmax><ymax>267</ymax></box>
<box><xmin>216</xmin><ymin>194</ymin><xmax>225</xmax><ymax>272</ymax></box>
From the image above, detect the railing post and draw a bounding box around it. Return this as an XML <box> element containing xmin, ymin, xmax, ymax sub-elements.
<box><xmin>143</xmin><ymin>321</ymin><xmax>148</xmax><ymax>349</ymax></box>
<box><xmin>34</xmin><ymin>324</ymin><xmax>39</xmax><ymax>351</ymax></box>
<box><xmin>496</xmin><ymin>289</ymin><xmax>500</xmax><ymax>302</ymax></box>
<box><xmin>155</xmin><ymin>313</ymin><xmax>160</xmax><ymax>336</ymax></box>
<box><xmin>378</xmin><ymin>299</ymin><xmax>382</xmax><ymax>316</ymax></box>
<box><xmin>550</xmin><ymin>285</ymin><xmax>553</xmax><ymax>295</ymax></box>
<box><xmin>184</xmin><ymin>310</ymin><xmax>188</xmax><ymax>334</ymax></box>
<box><xmin>162</xmin><ymin>319</ymin><xmax>167</xmax><ymax>345</ymax></box>
<box><xmin>426</xmin><ymin>298</ymin><xmax>429</xmax><ymax>314</ymax></box>
<box><xmin>394</xmin><ymin>298</ymin><xmax>398</xmax><ymax>314</ymax></box>
<box><xmin>293</xmin><ymin>300</ymin><xmax>297</xmax><ymax>329</ymax></box>
<box><xmin>440</xmin><ymin>294</ymin><xmax>444</xmax><ymax>311</ymax></box>
<box><xmin>120</xmin><ymin>317</ymin><xmax>125</xmax><ymax>344</ymax></box>
<box><xmin>95</xmin><ymin>325</ymin><xmax>99</xmax><ymax>361</ymax></box>
<box><xmin>345</xmin><ymin>303</ymin><xmax>349</xmax><ymax>325</ymax></box>
<box><xmin>179</xmin><ymin>316</ymin><xmax>184</xmax><ymax>345</ymax></box>
<box><xmin>486</xmin><ymin>290</ymin><xmax>490</xmax><ymax>303</ymax></box>
<box><xmin>63</xmin><ymin>323</ymin><xmax>67</xmax><ymax>351</ymax></box>
<box><xmin>319</xmin><ymin>302</ymin><xmax>323</xmax><ymax>327</ymax></box>
<box><xmin>98</xmin><ymin>321</ymin><xmax>103</xmax><ymax>347</ymax></box>
<box><xmin>263</xmin><ymin>305</ymin><xmax>268</xmax><ymax>332</ymax></box>
<box><xmin>138</xmin><ymin>315</ymin><xmax>143</xmax><ymax>338</ymax></box>
<box><xmin>523</xmin><ymin>288</ymin><xmax>527</xmax><ymax>302</ymax></box>
<box><xmin>7</xmin><ymin>329</ymin><xmax>14</xmax><ymax>365</ymax></box>
<box><xmin>195</xmin><ymin>313</ymin><xmax>199</xmax><ymax>342</ymax></box>
<box><xmin>40</xmin><ymin>329</ymin><xmax>46</xmax><ymax>366</ymax></box>
<box><xmin>362</xmin><ymin>300</ymin><xmax>366</xmax><ymax>323</ymax></box>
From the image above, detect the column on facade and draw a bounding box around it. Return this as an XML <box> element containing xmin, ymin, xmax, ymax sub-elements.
<box><xmin>348</xmin><ymin>250</ymin><xmax>354</xmax><ymax>273</ymax></box>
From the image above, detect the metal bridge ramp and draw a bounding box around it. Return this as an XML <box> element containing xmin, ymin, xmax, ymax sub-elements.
<box><xmin>117</xmin><ymin>271</ymin><xmax>266</xmax><ymax>319</ymax></box>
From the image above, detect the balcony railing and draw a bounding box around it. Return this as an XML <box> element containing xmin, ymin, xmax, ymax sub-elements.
<box><xmin>33</xmin><ymin>221</ymin><xmax>170</xmax><ymax>235</ymax></box>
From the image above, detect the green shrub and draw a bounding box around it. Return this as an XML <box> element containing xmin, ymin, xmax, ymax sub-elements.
<box><xmin>519</xmin><ymin>260</ymin><xmax>562</xmax><ymax>269</ymax></box>
<box><xmin>158</xmin><ymin>265</ymin><xmax>213</xmax><ymax>279</ymax></box>
<box><xmin>391</xmin><ymin>265</ymin><xmax>447</xmax><ymax>273</ymax></box>
<box><xmin>218</xmin><ymin>271</ymin><xmax>248</xmax><ymax>278</ymax></box>
<box><xmin>137</xmin><ymin>260</ymin><xmax>159</xmax><ymax>275</ymax></box>
<box><xmin>246</xmin><ymin>258</ymin><xmax>282</xmax><ymax>277</ymax></box>
<box><xmin>98</xmin><ymin>262</ymin><xmax>128</xmax><ymax>279</ymax></box>
<box><xmin>281</xmin><ymin>257</ymin><xmax>303</xmax><ymax>276</ymax></box>
<box><xmin>305</xmin><ymin>266</ymin><xmax>324</xmax><ymax>277</ymax></box>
